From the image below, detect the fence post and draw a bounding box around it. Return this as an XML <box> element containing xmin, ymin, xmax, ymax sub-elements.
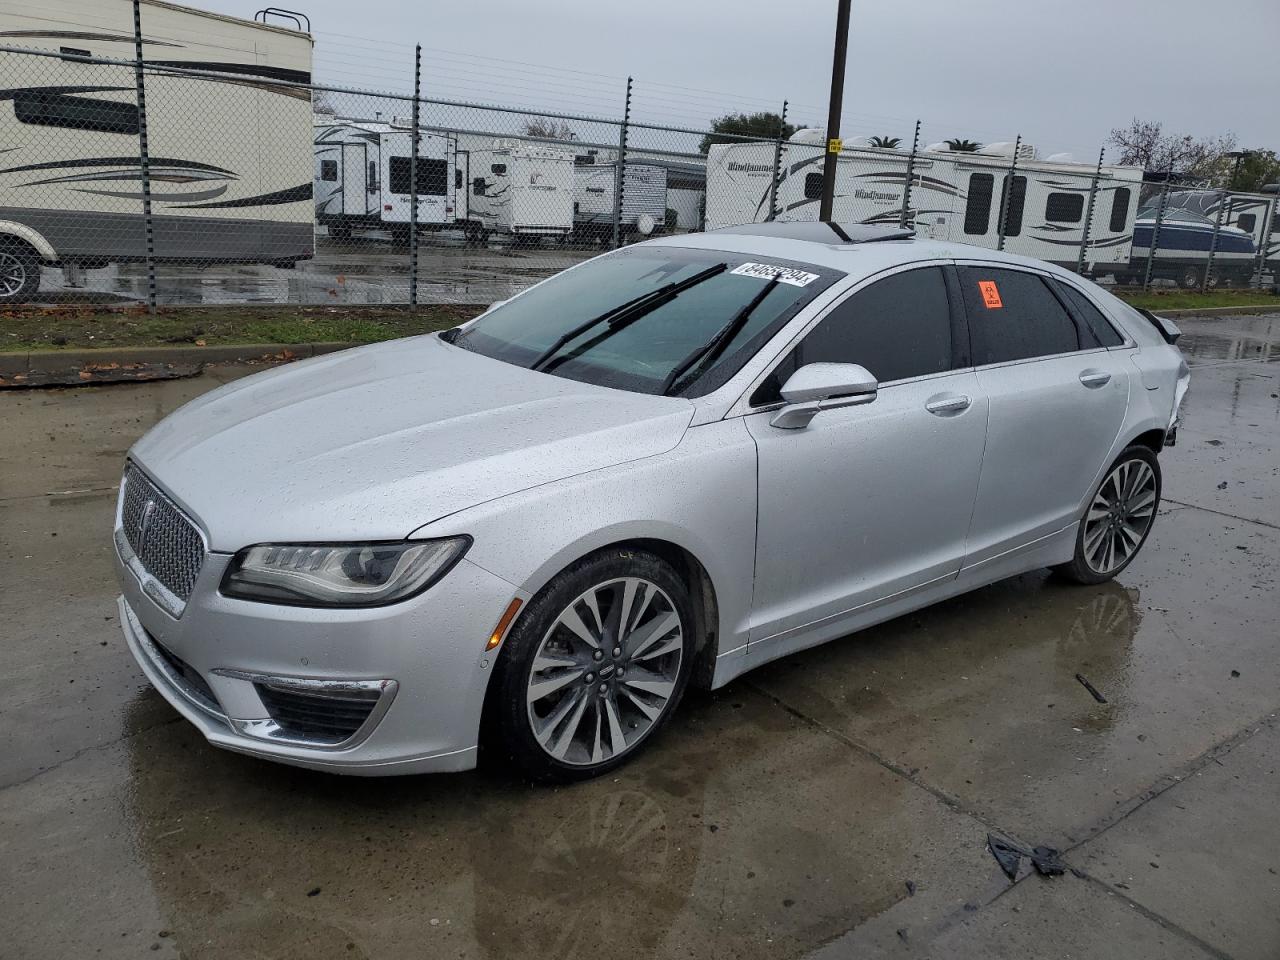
<box><xmin>1254</xmin><ymin>194</ymin><xmax>1277</xmax><ymax>289</ymax></box>
<box><xmin>1142</xmin><ymin>177</ymin><xmax>1171</xmax><ymax>292</ymax></box>
<box><xmin>995</xmin><ymin>134</ymin><xmax>1021</xmax><ymax>252</ymax></box>
<box><xmin>767</xmin><ymin>100</ymin><xmax>789</xmax><ymax>222</ymax></box>
<box><xmin>1202</xmin><ymin>188</ymin><xmax>1227</xmax><ymax>292</ymax></box>
<box><xmin>1076</xmin><ymin>146</ymin><xmax>1105</xmax><ymax>276</ymax></box>
<box><xmin>612</xmin><ymin>76</ymin><xmax>632</xmax><ymax>249</ymax></box>
<box><xmin>130</xmin><ymin>0</ymin><xmax>156</xmax><ymax>314</ymax></box>
<box><xmin>409</xmin><ymin>43</ymin><xmax>421</xmax><ymax>307</ymax></box>
<box><xmin>898</xmin><ymin>119</ymin><xmax>921</xmax><ymax>229</ymax></box>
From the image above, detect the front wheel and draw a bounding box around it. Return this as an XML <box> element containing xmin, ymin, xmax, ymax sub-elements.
<box><xmin>1055</xmin><ymin>445</ymin><xmax>1161</xmax><ymax>584</ymax></box>
<box><xmin>488</xmin><ymin>548</ymin><xmax>695</xmax><ymax>782</ymax></box>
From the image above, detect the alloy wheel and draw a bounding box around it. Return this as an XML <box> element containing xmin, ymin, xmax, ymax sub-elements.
<box><xmin>1083</xmin><ymin>459</ymin><xmax>1157</xmax><ymax>575</ymax></box>
<box><xmin>0</xmin><ymin>251</ymin><xmax>28</xmax><ymax>298</ymax></box>
<box><xmin>525</xmin><ymin>576</ymin><xmax>684</xmax><ymax>767</ymax></box>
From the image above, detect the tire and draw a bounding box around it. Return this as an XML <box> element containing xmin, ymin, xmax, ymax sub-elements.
<box><xmin>1055</xmin><ymin>445</ymin><xmax>1162</xmax><ymax>585</ymax></box>
<box><xmin>0</xmin><ymin>244</ymin><xmax>42</xmax><ymax>304</ymax></box>
<box><xmin>1179</xmin><ymin>266</ymin><xmax>1201</xmax><ymax>290</ymax></box>
<box><xmin>488</xmin><ymin>547</ymin><xmax>696</xmax><ymax>782</ymax></box>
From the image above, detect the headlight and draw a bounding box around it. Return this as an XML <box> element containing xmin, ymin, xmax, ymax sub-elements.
<box><xmin>221</xmin><ymin>538</ymin><xmax>471</xmax><ymax>607</ymax></box>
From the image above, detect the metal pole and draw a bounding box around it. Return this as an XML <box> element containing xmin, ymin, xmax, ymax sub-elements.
<box><xmin>612</xmin><ymin>76</ymin><xmax>632</xmax><ymax>249</ymax></box>
<box><xmin>1142</xmin><ymin>177</ymin><xmax>1171</xmax><ymax>292</ymax></box>
<box><xmin>1076</xmin><ymin>146</ymin><xmax>1105</xmax><ymax>275</ymax></box>
<box><xmin>767</xmin><ymin>100</ymin><xmax>788</xmax><ymax>222</ymax></box>
<box><xmin>898</xmin><ymin>119</ymin><xmax>921</xmax><ymax>229</ymax></box>
<box><xmin>995</xmin><ymin>134</ymin><xmax>1021</xmax><ymax>252</ymax></box>
<box><xmin>1254</xmin><ymin>194</ymin><xmax>1277</xmax><ymax>289</ymax></box>
<box><xmin>131</xmin><ymin>0</ymin><xmax>156</xmax><ymax>314</ymax></box>
<box><xmin>409</xmin><ymin>43</ymin><xmax>420</xmax><ymax>307</ymax></box>
<box><xmin>818</xmin><ymin>0</ymin><xmax>852</xmax><ymax>222</ymax></box>
<box><xmin>1202</xmin><ymin>188</ymin><xmax>1227</xmax><ymax>292</ymax></box>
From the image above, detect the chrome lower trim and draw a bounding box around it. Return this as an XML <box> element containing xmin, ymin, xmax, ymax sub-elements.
<box><xmin>124</xmin><ymin>601</ymin><xmax>227</xmax><ymax>724</ymax></box>
<box><xmin>212</xmin><ymin>669</ymin><xmax>398</xmax><ymax>751</ymax></box>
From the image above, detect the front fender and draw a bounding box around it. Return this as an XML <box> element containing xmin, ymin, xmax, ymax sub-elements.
<box><xmin>409</xmin><ymin>417</ymin><xmax>759</xmax><ymax>667</ymax></box>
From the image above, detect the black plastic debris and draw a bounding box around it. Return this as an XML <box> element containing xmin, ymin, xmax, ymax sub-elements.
<box><xmin>905</xmin><ymin>880</ymin><xmax>916</xmax><ymax>897</ymax></box>
<box><xmin>987</xmin><ymin>835</ymin><xmax>1067</xmax><ymax>881</ymax></box>
<box><xmin>1075</xmin><ymin>673</ymin><xmax>1108</xmax><ymax>704</ymax></box>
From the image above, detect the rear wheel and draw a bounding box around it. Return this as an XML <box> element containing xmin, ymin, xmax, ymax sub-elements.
<box><xmin>0</xmin><ymin>245</ymin><xmax>41</xmax><ymax>303</ymax></box>
<box><xmin>1055</xmin><ymin>445</ymin><xmax>1161</xmax><ymax>584</ymax></box>
<box><xmin>489</xmin><ymin>548</ymin><xmax>694</xmax><ymax>782</ymax></box>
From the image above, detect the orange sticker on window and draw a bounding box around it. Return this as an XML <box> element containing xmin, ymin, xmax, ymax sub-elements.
<box><xmin>978</xmin><ymin>280</ymin><xmax>1003</xmax><ymax>309</ymax></box>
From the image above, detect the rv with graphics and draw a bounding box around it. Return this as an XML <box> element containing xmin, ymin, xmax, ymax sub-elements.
<box><xmin>705</xmin><ymin>130</ymin><xmax>1145</xmax><ymax>272</ymax></box>
<box><xmin>314</xmin><ymin>120</ymin><xmax>458</xmax><ymax>242</ymax></box>
<box><xmin>462</xmin><ymin>141</ymin><xmax>575</xmax><ymax>241</ymax></box>
<box><xmin>572</xmin><ymin>159</ymin><xmax>667</xmax><ymax>239</ymax></box>
<box><xmin>0</xmin><ymin>0</ymin><xmax>314</xmax><ymax>302</ymax></box>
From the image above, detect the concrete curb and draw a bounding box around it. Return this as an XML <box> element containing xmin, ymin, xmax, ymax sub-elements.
<box><xmin>1149</xmin><ymin>304</ymin><xmax>1278</xmax><ymax>318</ymax></box>
<box><xmin>0</xmin><ymin>341</ymin><xmax>353</xmax><ymax>378</ymax></box>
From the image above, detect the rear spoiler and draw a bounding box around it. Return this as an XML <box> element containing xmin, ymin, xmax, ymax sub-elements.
<box><xmin>1136</xmin><ymin>308</ymin><xmax>1181</xmax><ymax>345</ymax></box>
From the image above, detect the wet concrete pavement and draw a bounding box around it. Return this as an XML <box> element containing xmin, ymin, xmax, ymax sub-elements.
<box><xmin>1</xmin><ymin>315</ymin><xmax>1277</xmax><ymax>959</ymax></box>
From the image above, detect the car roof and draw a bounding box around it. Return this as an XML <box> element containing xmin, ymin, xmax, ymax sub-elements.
<box><xmin>647</xmin><ymin>224</ymin><xmax>1085</xmax><ymax>284</ymax></box>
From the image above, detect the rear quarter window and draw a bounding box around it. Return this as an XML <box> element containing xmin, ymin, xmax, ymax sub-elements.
<box><xmin>958</xmin><ymin>267</ymin><xmax>1083</xmax><ymax>364</ymax></box>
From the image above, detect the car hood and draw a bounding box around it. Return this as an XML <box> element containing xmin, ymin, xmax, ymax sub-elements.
<box><xmin>131</xmin><ymin>335</ymin><xmax>694</xmax><ymax>552</ymax></box>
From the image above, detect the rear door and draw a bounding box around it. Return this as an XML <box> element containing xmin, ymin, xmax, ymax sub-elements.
<box><xmin>957</xmin><ymin>264</ymin><xmax>1131</xmax><ymax>566</ymax></box>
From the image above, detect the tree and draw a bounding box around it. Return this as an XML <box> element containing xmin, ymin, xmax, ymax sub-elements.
<box><xmin>699</xmin><ymin>112</ymin><xmax>796</xmax><ymax>154</ymax></box>
<box><xmin>869</xmin><ymin>135</ymin><xmax>902</xmax><ymax>149</ymax></box>
<box><xmin>522</xmin><ymin>117</ymin><xmax>578</xmax><ymax>141</ymax></box>
<box><xmin>944</xmin><ymin>138</ymin><xmax>981</xmax><ymax>152</ymax></box>
<box><xmin>1228</xmin><ymin>149</ymin><xmax>1280</xmax><ymax>193</ymax></box>
<box><xmin>1107</xmin><ymin>118</ymin><xmax>1238</xmax><ymax>184</ymax></box>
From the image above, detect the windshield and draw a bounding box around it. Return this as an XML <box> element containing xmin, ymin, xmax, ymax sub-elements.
<box><xmin>450</xmin><ymin>246</ymin><xmax>842</xmax><ymax>395</ymax></box>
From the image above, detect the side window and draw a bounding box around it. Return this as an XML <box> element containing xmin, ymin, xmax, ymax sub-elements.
<box><xmin>1053</xmin><ymin>280</ymin><xmax>1123</xmax><ymax>347</ymax></box>
<box><xmin>958</xmin><ymin>267</ymin><xmax>1082</xmax><ymax>364</ymax></box>
<box><xmin>1109</xmin><ymin>187</ymin><xmax>1131</xmax><ymax>232</ymax></box>
<box><xmin>455</xmin><ymin>168</ymin><xmax>463</xmax><ymax>190</ymax></box>
<box><xmin>1045</xmin><ymin>192</ymin><xmax>1084</xmax><ymax>223</ymax></box>
<box><xmin>490</xmin><ymin>163</ymin><xmax>507</xmax><ymax>175</ymax></box>
<box><xmin>964</xmin><ymin>173</ymin><xmax>994</xmax><ymax>234</ymax></box>
<box><xmin>319</xmin><ymin>159</ymin><xmax>337</xmax><ymax>182</ymax></box>
<box><xmin>367</xmin><ymin>161</ymin><xmax>378</xmax><ymax>191</ymax></box>
<box><xmin>804</xmin><ymin>171</ymin><xmax>823</xmax><ymax>200</ymax></box>
<box><xmin>1000</xmin><ymin>175</ymin><xmax>1027</xmax><ymax>236</ymax></box>
<box><xmin>473</xmin><ymin>177</ymin><xmax>487</xmax><ymax>196</ymax></box>
<box><xmin>1237</xmin><ymin>213</ymin><xmax>1257</xmax><ymax>234</ymax></box>
<box><xmin>752</xmin><ymin>267</ymin><xmax>955</xmax><ymax>405</ymax></box>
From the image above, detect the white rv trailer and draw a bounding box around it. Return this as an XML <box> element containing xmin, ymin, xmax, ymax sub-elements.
<box><xmin>461</xmin><ymin>141</ymin><xmax>575</xmax><ymax>240</ymax></box>
<box><xmin>705</xmin><ymin>133</ymin><xmax>1145</xmax><ymax>271</ymax></box>
<box><xmin>573</xmin><ymin>160</ymin><xmax>667</xmax><ymax>238</ymax></box>
<box><xmin>0</xmin><ymin>0</ymin><xmax>314</xmax><ymax>302</ymax></box>
<box><xmin>313</xmin><ymin>120</ymin><xmax>458</xmax><ymax>241</ymax></box>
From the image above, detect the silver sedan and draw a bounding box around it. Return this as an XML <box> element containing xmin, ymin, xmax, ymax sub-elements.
<box><xmin>113</xmin><ymin>222</ymin><xmax>1189</xmax><ymax>781</ymax></box>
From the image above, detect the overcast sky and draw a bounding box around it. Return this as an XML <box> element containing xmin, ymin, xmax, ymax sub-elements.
<box><xmin>208</xmin><ymin>0</ymin><xmax>1276</xmax><ymax>161</ymax></box>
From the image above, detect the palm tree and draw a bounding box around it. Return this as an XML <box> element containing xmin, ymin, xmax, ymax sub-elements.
<box><xmin>869</xmin><ymin>135</ymin><xmax>902</xmax><ymax>149</ymax></box>
<box><xmin>944</xmin><ymin>138</ymin><xmax>982</xmax><ymax>152</ymax></box>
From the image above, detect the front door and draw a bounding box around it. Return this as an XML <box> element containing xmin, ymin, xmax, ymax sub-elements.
<box><xmin>746</xmin><ymin>265</ymin><xmax>988</xmax><ymax>649</ymax></box>
<box><xmin>955</xmin><ymin>264</ymin><xmax>1131</xmax><ymax>565</ymax></box>
<box><xmin>341</xmin><ymin>143</ymin><xmax>367</xmax><ymax>217</ymax></box>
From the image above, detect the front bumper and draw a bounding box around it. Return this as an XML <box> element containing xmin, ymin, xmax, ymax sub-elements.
<box><xmin>115</xmin><ymin>532</ymin><xmax>521</xmax><ymax>776</ymax></box>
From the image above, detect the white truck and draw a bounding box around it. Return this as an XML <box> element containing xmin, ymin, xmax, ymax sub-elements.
<box><xmin>705</xmin><ymin>131</ymin><xmax>1145</xmax><ymax>272</ymax></box>
<box><xmin>0</xmin><ymin>0</ymin><xmax>314</xmax><ymax>302</ymax></box>
<box><xmin>459</xmin><ymin>141</ymin><xmax>575</xmax><ymax>242</ymax></box>
<box><xmin>314</xmin><ymin>120</ymin><xmax>459</xmax><ymax>243</ymax></box>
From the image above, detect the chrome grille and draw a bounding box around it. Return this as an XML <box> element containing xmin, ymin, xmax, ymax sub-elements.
<box><xmin>121</xmin><ymin>464</ymin><xmax>205</xmax><ymax>601</ymax></box>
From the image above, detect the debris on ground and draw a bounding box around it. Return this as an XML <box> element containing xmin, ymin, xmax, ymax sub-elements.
<box><xmin>904</xmin><ymin>879</ymin><xmax>916</xmax><ymax>897</ymax></box>
<box><xmin>0</xmin><ymin>361</ymin><xmax>202</xmax><ymax>389</ymax></box>
<box><xmin>987</xmin><ymin>834</ymin><xmax>1068</xmax><ymax>882</ymax></box>
<box><xmin>1075</xmin><ymin>673</ymin><xmax>1108</xmax><ymax>704</ymax></box>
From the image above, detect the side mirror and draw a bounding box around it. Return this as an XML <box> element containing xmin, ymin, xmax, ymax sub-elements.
<box><xmin>771</xmin><ymin>362</ymin><xmax>878</xmax><ymax>429</ymax></box>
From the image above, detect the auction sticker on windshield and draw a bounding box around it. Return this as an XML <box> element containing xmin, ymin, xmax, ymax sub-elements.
<box><xmin>730</xmin><ymin>262</ymin><xmax>820</xmax><ymax>287</ymax></box>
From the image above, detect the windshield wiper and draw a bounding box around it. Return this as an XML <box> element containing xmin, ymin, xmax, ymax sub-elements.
<box><xmin>529</xmin><ymin>263</ymin><xmax>727</xmax><ymax>373</ymax></box>
<box><xmin>659</xmin><ymin>272</ymin><xmax>782</xmax><ymax>396</ymax></box>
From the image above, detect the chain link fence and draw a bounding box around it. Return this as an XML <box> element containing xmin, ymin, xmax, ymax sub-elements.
<box><xmin>0</xmin><ymin>6</ymin><xmax>1276</xmax><ymax>309</ymax></box>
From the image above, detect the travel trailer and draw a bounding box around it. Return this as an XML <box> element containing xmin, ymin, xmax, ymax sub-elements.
<box><xmin>704</xmin><ymin>132</ymin><xmax>1145</xmax><ymax>272</ymax></box>
<box><xmin>573</xmin><ymin>160</ymin><xmax>667</xmax><ymax>239</ymax></box>
<box><xmin>462</xmin><ymin>141</ymin><xmax>575</xmax><ymax>241</ymax></box>
<box><xmin>314</xmin><ymin>120</ymin><xmax>458</xmax><ymax>242</ymax></box>
<box><xmin>0</xmin><ymin>0</ymin><xmax>314</xmax><ymax>302</ymax></box>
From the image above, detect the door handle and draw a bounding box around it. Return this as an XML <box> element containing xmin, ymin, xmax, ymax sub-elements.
<box><xmin>1079</xmin><ymin>369</ymin><xmax>1111</xmax><ymax>388</ymax></box>
<box><xmin>925</xmin><ymin>394</ymin><xmax>972</xmax><ymax>416</ymax></box>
